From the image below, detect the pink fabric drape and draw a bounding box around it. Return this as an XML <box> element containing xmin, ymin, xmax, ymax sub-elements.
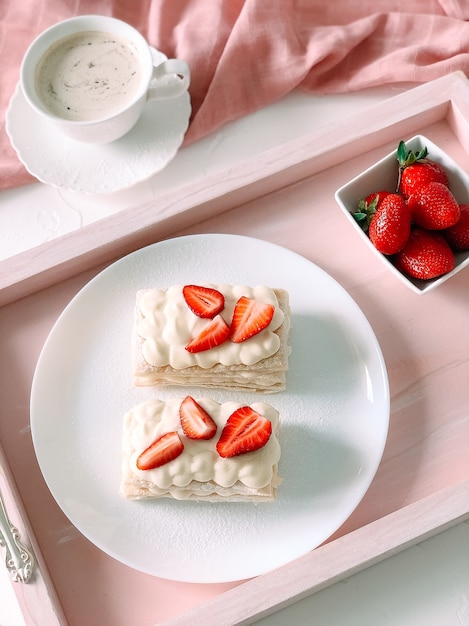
<box><xmin>1</xmin><ymin>0</ymin><xmax>469</xmax><ymax>190</ymax></box>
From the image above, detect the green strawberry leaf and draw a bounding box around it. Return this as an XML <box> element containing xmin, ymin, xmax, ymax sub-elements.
<box><xmin>397</xmin><ymin>140</ymin><xmax>408</xmax><ymax>166</ymax></box>
<box><xmin>396</xmin><ymin>140</ymin><xmax>428</xmax><ymax>168</ymax></box>
<box><xmin>396</xmin><ymin>140</ymin><xmax>429</xmax><ymax>192</ymax></box>
<box><xmin>351</xmin><ymin>196</ymin><xmax>378</xmax><ymax>232</ymax></box>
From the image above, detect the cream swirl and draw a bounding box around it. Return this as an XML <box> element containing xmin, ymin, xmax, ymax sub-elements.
<box><xmin>124</xmin><ymin>398</ymin><xmax>281</xmax><ymax>490</ymax></box>
<box><xmin>137</xmin><ymin>284</ymin><xmax>284</xmax><ymax>370</ymax></box>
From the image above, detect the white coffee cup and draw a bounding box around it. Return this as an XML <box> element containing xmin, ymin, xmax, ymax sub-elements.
<box><xmin>20</xmin><ymin>15</ymin><xmax>190</xmax><ymax>144</ymax></box>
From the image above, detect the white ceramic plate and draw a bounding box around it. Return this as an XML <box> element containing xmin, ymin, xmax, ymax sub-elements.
<box><xmin>6</xmin><ymin>49</ymin><xmax>191</xmax><ymax>194</ymax></box>
<box><xmin>30</xmin><ymin>234</ymin><xmax>389</xmax><ymax>583</ymax></box>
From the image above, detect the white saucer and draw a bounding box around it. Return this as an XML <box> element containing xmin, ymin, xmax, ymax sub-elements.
<box><xmin>6</xmin><ymin>50</ymin><xmax>191</xmax><ymax>194</ymax></box>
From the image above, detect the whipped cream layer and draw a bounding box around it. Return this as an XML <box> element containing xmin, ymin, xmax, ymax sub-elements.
<box><xmin>123</xmin><ymin>398</ymin><xmax>281</xmax><ymax>495</ymax></box>
<box><xmin>137</xmin><ymin>284</ymin><xmax>285</xmax><ymax>370</ymax></box>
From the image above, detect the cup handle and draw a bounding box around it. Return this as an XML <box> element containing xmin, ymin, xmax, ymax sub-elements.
<box><xmin>148</xmin><ymin>59</ymin><xmax>190</xmax><ymax>100</ymax></box>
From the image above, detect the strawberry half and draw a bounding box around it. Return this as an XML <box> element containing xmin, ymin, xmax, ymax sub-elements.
<box><xmin>408</xmin><ymin>182</ymin><xmax>460</xmax><ymax>230</ymax></box>
<box><xmin>179</xmin><ymin>396</ymin><xmax>217</xmax><ymax>440</ymax></box>
<box><xmin>216</xmin><ymin>406</ymin><xmax>272</xmax><ymax>458</ymax></box>
<box><xmin>182</xmin><ymin>284</ymin><xmax>225</xmax><ymax>318</ymax></box>
<box><xmin>185</xmin><ymin>314</ymin><xmax>230</xmax><ymax>352</ymax></box>
<box><xmin>394</xmin><ymin>227</ymin><xmax>455</xmax><ymax>280</ymax></box>
<box><xmin>136</xmin><ymin>431</ymin><xmax>184</xmax><ymax>470</ymax></box>
<box><xmin>230</xmin><ymin>296</ymin><xmax>274</xmax><ymax>343</ymax></box>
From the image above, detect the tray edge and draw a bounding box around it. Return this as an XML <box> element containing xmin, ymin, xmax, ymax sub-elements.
<box><xmin>162</xmin><ymin>478</ymin><xmax>469</xmax><ymax>626</ymax></box>
<box><xmin>2</xmin><ymin>72</ymin><xmax>469</xmax><ymax>308</ymax></box>
<box><xmin>0</xmin><ymin>440</ymin><xmax>68</xmax><ymax>626</ymax></box>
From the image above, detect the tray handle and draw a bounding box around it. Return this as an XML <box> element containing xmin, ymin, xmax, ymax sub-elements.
<box><xmin>0</xmin><ymin>486</ymin><xmax>34</xmax><ymax>583</ymax></box>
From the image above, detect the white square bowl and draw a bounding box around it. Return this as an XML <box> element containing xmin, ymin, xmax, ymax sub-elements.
<box><xmin>335</xmin><ymin>135</ymin><xmax>469</xmax><ymax>294</ymax></box>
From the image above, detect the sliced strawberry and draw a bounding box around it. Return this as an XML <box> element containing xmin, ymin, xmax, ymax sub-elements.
<box><xmin>179</xmin><ymin>396</ymin><xmax>217</xmax><ymax>440</ymax></box>
<box><xmin>185</xmin><ymin>314</ymin><xmax>230</xmax><ymax>353</ymax></box>
<box><xmin>216</xmin><ymin>406</ymin><xmax>272</xmax><ymax>458</ymax></box>
<box><xmin>230</xmin><ymin>296</ymin><xmax>275</xmax><ymax>343</ymax></box>
<box><xmin>182</xmin><ymin>284</ymin><xmax>225</xmax><ymax>318</ymax></box>
<box><xmin>136</xmin><ymin>431</ymin><xmax>184</xmax><ymax>470</ymax></box>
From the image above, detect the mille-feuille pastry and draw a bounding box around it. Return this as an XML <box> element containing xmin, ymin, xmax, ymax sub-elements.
<box><xmin>121</xmin><ymin>396</ymin><xmax>281</xmax><ymax>501</ymax></box>
<box><xmin>132</xmin><ymin>284</ymin><xmax>291</xmax><ymax>393</ymax></box>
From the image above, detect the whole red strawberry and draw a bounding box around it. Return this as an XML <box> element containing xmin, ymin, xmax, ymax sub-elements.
<box><xmin>394</xmin><ymin>227</ymin><xmax>455</xmax><ymax>280</ymax></box>
<box><xmin>397</xmin><ymin>141</ymin><xmax>449</xmax><ymax>199</ymax></box>
<box><xmin>408</xmin><ymin>182</ymin><xmax>460</xmax><ymax>230</ymax></box>
<box><xmin>368</xmin><ymin>193</ymin><xmax>411</xmax><ymax>255</ymax></box>
<box><xmin>444</xmin><ymin>203</ymin><xmax>469</xmax><ymax>251</ymax></box>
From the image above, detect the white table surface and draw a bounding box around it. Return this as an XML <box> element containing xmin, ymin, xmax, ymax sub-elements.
<box><xmin>254</xmin><ymin>521</ymin><xmax>469</xmax><ymax>626</ymax></box>
<box><xmin>1</xmin><ymin>85</ymin><xmax>468</xmax><ymax>626</ymax></box>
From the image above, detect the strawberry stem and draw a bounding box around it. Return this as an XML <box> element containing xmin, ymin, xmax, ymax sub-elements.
<box><xmin>396</xmin><ymin>140</ymin><xmax>428</xmax><ymax>193</ymax></box>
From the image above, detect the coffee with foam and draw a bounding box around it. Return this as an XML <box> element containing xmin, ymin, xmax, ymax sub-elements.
<box><xmin>35</xmin><ymin>30</ymin><xmax>142</xmax><ymax>122</ymax></box>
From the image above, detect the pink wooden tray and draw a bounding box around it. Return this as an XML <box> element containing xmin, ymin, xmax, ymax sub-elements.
<box><xmin>0</xmin><ymin>72</ymin><xmax>468</xmax><ymax>625</ymax></box>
